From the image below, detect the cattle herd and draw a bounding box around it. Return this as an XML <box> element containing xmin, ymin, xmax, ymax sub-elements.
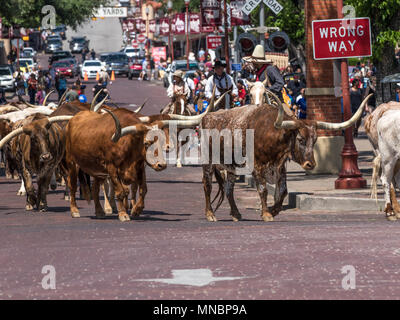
<box><xmin>0</xmin><ymin>86</ymin><xmax>397</xmax><ymax>222</ymax></box>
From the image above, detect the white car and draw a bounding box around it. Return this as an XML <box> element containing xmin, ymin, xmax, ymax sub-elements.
<box><xmin>80</xmin><ymin>60</ymin><xmax>103</xmax><ymax>79</ymax></box>
<box><xmin>0</xmin><ymin>65</ymin><xmax>16</xmax><ymax>92</ymax></box>
<box><xmin>18</xmin><ymin>58</ymin><xmax>37</xmax><ymax>72</ymax></box>
<box><xmin>121</xmin><ymin>46</ymin><xmax>141</xmax><ymax>58</ymax></box>
<box><xmin>22</xmin><ymin>47</ymin><xmax>37</xmax><ymax>61</ymax></box>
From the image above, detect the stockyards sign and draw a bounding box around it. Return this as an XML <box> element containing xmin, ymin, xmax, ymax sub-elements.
<box><xmin>201</xmin><ymin>0</ymin><xmax>222</xmax><ymax>27</ymax></box>
<box><xmin>93</xmin><ymin>6</ymin><xmax>127</xmax><ymax>18</ymax></box>
<box><xmin>312</xmin><ymin>17</ymin><xmax>372</xmax><ymax>60</ymax></box>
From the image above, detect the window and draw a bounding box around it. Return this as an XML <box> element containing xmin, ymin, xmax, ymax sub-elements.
<box><xmin>84</xmin><ymin>62</ymin><xmax>101</xmax><ymax>67</ymax></box>
<box><xmin>0</xmin><ymin>68</ymin><xmax>11</xmax><ymax>76</ymax></box>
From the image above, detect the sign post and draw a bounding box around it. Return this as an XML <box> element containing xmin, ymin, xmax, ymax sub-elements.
<box><xmin>312</xmin><ymin>12</ymin><xmax>371</xmax><ymax>189</ymax></box>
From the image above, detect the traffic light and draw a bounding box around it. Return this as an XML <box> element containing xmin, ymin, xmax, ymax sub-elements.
<box><xmin>266</xmin><ymin>31</ymin><xmax>290</xmax><ymax>53</ymax></box>
<box><xmin>235</xmin><ymin>32</ymin><xmax>258</xmax><ymax>59</ymax></box>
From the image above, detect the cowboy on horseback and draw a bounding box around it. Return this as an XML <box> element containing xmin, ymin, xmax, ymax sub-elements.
<box><xmin>242</xmin><ymin>45</ymin><xmax>285</xmax><ymax>101</ymax></box>
<box><xmin>204</xmin><ymin>60</ymin><xmax>238</xmax><ymax>110</ymax></box>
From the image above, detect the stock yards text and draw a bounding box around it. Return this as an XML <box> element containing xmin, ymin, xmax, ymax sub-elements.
<box><xmin>153</xmin><ymin>304</ymin><xmax>247</xmax><ymax>318</ymax></box>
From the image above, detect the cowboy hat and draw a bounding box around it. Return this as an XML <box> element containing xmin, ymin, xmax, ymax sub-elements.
<box><xmin>173</xmin><ymin>70</ymin><xmax>184</xmax><ymax>79</ymax></box>
<box><xmin>242</xmin><ymin>45</ymin><xmax>273</xmax><ymax>64</ymax></box>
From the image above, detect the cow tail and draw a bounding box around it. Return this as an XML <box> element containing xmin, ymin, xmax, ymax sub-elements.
<box><xmin>211</xmin><ymin>168</ymin><xmax>225</xmax><ymax>212</ymax></box>
<box><xmin>78</xmin><ymin>169</ymin><xmax>91</xmax><ymax>204</ymax></box>
<box><xmin>370</xmin><ymin>154</ymin><xmax>381</xmax><ymax>203</ymax></box>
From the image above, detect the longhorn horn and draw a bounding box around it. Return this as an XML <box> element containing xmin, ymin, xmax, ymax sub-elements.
<box><xmin>134</xmin><ymin>98</ymin><xmax>148</xmax><ymax>113</ymax></box>
<box><xmin>103</xmin><ymin>109</ymin><xmax>122</xmax><ymax>143</ymax></box>
<box><xmin>274</xmin><ymin>91</ymin><xmax>298</xmax><ymax>130</ymax></box>
<box><xmin>92</xmin><ymin>94</ymin><xmax>109</xmax><ymax>112</ymax></box>
<box><xmin>43</xmin><ymin>90</ymin><xmax>55</xmax><ymax>106</ymax></box>
<box><xmin>48</xmin><ymin>115</ymin><xmax>74</xmax><ymax>123</ymax></box>
<box><xmin>158</xmin><ymin>86</ymin><xmax>216</xmax><ymax>128</ymax></box>
<box><xmin>59</xmin><ymin>89</ymin><xmax>69</xmax><ymax>105</ymax></box>
<box><xmin>316</xmin><ymin>94</ymin><xmax>373</xmax><ymax>130</ymax></box>
<box><xmin>0</xmin><ymin>127</ymin><xmax>24</xmax><ymax>149</ymax></box>
<box><xmin>91</xmin><ymin>89</ymin><xmax>103</xmax><ymax>110</ymax></box>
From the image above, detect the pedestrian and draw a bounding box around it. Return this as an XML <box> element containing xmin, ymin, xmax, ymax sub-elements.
<box><xmin>15</xmin><ymin>72</ymin><xmax>26</xmax><ymax>101</ymax></box>
<box><xmin>198</xmin><ymin>48</ymin><xmax>206</xmax><ymax>63</ymax></box>
<box><xmin>92</xmin><ymin>79</ymin><xmax>109</xmax><ymax>103</ymax></box>
<box><xmin>65</xmin><ymin>85</ymin><xmax>79</xmax><ymax>102</ymax></box>
<box><xmin>396</xmin><ymin>84</ymin><xmax>400</xmax><ymax>102</ymax></box>
<box><xmin>56</xmin><ymin>74</ymin><xmax>67</xmax><ymax>102</ymax></box>
<box><xmin>0</xmin><ymin>88</ymin><xmax>7</xmax><ymax>105</ymax></box>
<box><xmin>204</xmin><ymin>60</ymin><xmax>238</xmax><ymax>110</ymax></box>
<box><xmin>99</xmin><ymin>66</ymin><xmax>110</xmax><ymax>86</ymax></box>
<box><xmin>27</xmin><ymin>74</ymin><xmax>38</xmax><ymax>104</ymax></box>
<box><xmin>81</xmin><ymin>48</ymin><xmax>87</xmax><ymax>63</ymax></box>
<box><xmin>350</xmin><ymin>79</ymin><xmax>363</xmax><ymax>137</ymax></box>
<box><xmin>294</xmin><ymin>88</ymin><xmax>307</xmax><ymax>119</ymax></box>
<box><xmin>90</xmin><ymin>48</ymin><xmax>96</xmax><ymax>60</ymax></box>
<box><xmin>237</xmin><ymin>80</ymin><xmax>247</xmax><ymax>106</ymax></box>
<box><xmin>150</xmin><ymin>57</ymin><xmax>155</xmax><ymax>80</ymax></box>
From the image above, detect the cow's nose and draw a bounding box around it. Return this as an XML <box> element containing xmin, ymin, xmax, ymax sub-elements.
<box><xmin>40</xmin><ymin>153</ymin><xmax>52</xmax><ymax>162</ymax></box>
<box><xmin>164</xmin><ymin>144</ymin><xmax>170</xmax><ymax>152</ymax></box>
<box><xmin>302</xmin><ymin>161</ymin><xmax>314</xmax><ymax>170</ymax></box>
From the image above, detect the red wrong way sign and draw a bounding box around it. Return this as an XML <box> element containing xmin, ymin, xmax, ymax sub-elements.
<box><xmin>137</xmin><ymin>34</ymin><xmax>146</xmax><ymax>43</ymax></box>
<box><xmin>206</xmin><ymin>35</ymin><xmax>223</xmax><ymax>50</ymax></box>
<box><xmin>312</xmin><ymin>17</ymin><xmax>371</xmax><ymax>60</ymax></box>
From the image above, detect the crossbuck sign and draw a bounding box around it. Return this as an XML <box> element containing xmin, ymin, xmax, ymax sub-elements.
<box><xmin>242</xmin><ymin>0</ymin><xmax>283</xmax><ymax>16</ymax></box>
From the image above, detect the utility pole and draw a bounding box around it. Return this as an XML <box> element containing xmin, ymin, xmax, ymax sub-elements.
<box><xmin>224</xmin><ymin>0</ymin><xmax>230</xmax><ymax>74</ymax></box>
<box><xmin>259</xmin><ymin>3</ymin><xmax>265</xmax><ymax>48</ymax></box>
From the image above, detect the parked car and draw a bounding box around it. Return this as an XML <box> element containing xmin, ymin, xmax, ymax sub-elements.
<box><xmin>52</xmin><ymin>59</ymin><xmax>79</xmax><ymax>78</ymax></box>
<box><xmin>128</xmin><ymin>58</ymin><xmax>143</xmax><ymax>79</ymax></box>
<box><xmin>46</xmin><ymin>35</ymin><xmax>62</xmax><ymax>42</ymax></box>
<box><xmin>51</xmin><ymin>25</ymin><xmax>66</xmax><ymax>40</ymax></box>
<box><xmin>18</xmin><ymin>58</ymin><xmax>37</xmax><ymax>72</ymax></box>
<box><xmin>49</xmin><ymin>51</ymin><xmax>72</xmax><ymax>65</ymax></box>
<box><xmin>61</xmin><ymin>57</ymin><xmax>80</xmax><ymax>75</ymax></box>
<box><xmin>0</xmin><ymin>65</ymin><xmax>16</xmax><ymax>92</ymax></box>
<box><xmin>70</xmin><ymin>36</ymin><xmax>89</xmax><ymax>53</ymax></box>
<box><xmin>104</xmin><ymin>53</ymin><xmax>129</xmax><ymax>77</ymax></box>
<box><xmin>22</xmin><ymin>47</ymin><xmax>37</xmax><ymax>61</ymax></box>
<box><xmin>45</xmin><ymin>39</ymin><xmax>63</xmax><ymax>54</ymax></box>
<box><xmin>120</xmin><ymin>46</ymin><xmax>142</xmax><ymax>58</ymax></box>
<box><xmin>163</xmin><ymin>60</ymin><xmax>199</xmax><ymax>88</ymax></box>
<box><xmin>99</xmin><ymin>52</ymin><xmax>112</xmax><ymax>65</ymax></box>
<box><xmin>80</xmin><ymin>60</ymin><xmax>103</xmax><ymax>79</ymax></box>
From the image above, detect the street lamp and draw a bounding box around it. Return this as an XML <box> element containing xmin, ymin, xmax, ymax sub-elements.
<box><xmin>145</xmin><ymin>6</ymin><xmax>150</xmax><ymax>52</ymax></box>
<box><xmin>167</xmin><ymin>0</ymin><xmax>174</xmax><ymax>61</ymax></box>
<box><xmin>184</xmin><ymin>0</ymin><xmax>190</xmax><ymax>70</ymax></box>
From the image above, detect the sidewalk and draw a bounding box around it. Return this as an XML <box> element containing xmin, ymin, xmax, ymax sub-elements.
<box><xmin>242</xmin><ymin>126</ymin><xmax>385</xmax><ymax>212</ymax></box>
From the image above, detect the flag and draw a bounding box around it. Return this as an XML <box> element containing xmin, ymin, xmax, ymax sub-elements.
<box><xmin>200</xmin><ymin>0</ymin><xmax>222</xmax><ymax>27</ymax></box>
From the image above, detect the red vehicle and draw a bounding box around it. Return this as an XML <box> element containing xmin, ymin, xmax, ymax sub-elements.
<box><xmin>52</xmin><ymin>60</ymin><xmax>76</xmax><ymax>78</ymax></box>
<box><xmin>128</xmin><ymin>58</ymin><xmax>143</xmax><ymax>80</ymax></box>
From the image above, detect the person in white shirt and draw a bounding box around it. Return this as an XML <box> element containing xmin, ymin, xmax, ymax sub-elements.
<box><xmin>205</xmin><ymin>60</ymin><xmax>238</xmax><ymax>110</ymax></box>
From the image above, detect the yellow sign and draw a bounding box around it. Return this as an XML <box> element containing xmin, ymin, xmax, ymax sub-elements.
<box><xmin>22</xmin><ymin>36</ymin><xmax>29</xmax><ymax>41</ymax></box>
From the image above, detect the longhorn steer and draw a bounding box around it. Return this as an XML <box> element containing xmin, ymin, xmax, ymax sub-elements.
<box><xmin>365</xmin><ymin>101</ymin><xmax>400</xmax><ymax>220</ymax></box>
<box><xmin>64</xmin><ymin>88</ymin><xmax>217</xmax><ymax>221</ymax></box>
<box><xmin>201</xmin><ymin>93</ymin><xmax>371</xmax><ymax>222</ymax></box>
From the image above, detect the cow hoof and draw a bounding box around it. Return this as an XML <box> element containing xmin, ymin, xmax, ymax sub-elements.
<box><xmin>64</xmin><ymin>195</ymin><xmax>70</xmax><ymax>201</ymax></box>
<box><xmin>119</xmin><ymin>213</ymin><xmax>130</xmax><ymax>222</ymax></box>
<box><xmin>261</xmin><ymin>213</ymin><xmax>274</xmax><ymax>222</ymax></box>
<box><xmin>17</xmin><ymin>190</ymin><xmax>26</xmax><ymax>196</ymax></box>
<box><xmin>231</xmin><ymin>213</ymin><xmax>242</xmax><ymax>222</ymax></box>
<box><xmin>387</xmin><ymin>215</ymin><xmax>397</xmax><ymax>221</ymax></box>
<box><xmin>104</xmin><ymin>207</ymin><xmax>113</xmax><ymax>215</ymax></box>
<box><xmin>71</xmin><ymin>212</ymin><xmax>80</xmax><ymax>218</ymax></box>
<box><xmin>25</xmin><ymin>204</ymin><xmax>34</xmax><ymax>211</ymax></box>
<box><xmin>176</xmin><ymin>160</ymin><xmax>182</xmax><ymax>168</ymax></box>
<box><xmin>39</xmin><ymin>206</ymin><xmax>48</xmax><ymax>212</ymax></box>
<box><xmin>206</xmin><ymin>215</ymin><xmax>217</xmax><ymax>222</ymax></box>
<box><xmin>131</xmin><ymin>206</ymin><xmax>143</xmax><ymax>217</ymax></box>
<box><xmin>95</xmin><ymin>214</ymin><xmax>106</xmax><ymax>219</ymax></box>
<box><xmin>396</xmin><ymin>213</ymin><xmax>400</xmax><ymax>219</ymax></box>
<box><xmin>6</xmin><ymin>173</ymin><xmax>12</xmax><ymax>179</ymax></box>
<box><xmin>13</xmin><ymin>174</ymin><xmax>19</xmax><ymax>180</ymax></box>
<box><xmin>50</xmin><ymin>183</ymin><xmax>57</xmax><ymax>191</ymax></box>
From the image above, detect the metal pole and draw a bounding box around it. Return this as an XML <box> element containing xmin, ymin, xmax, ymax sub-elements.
<box><xmin>186</xmin><ymin>3</ymin><xmax>189</xmax><ymax>70</ymax></box>
<box><xmin>260</xmin><ymin>3</ymin><xmax>265</xmax><ymax>48</ymax></box>
<box><xmin>233</xmin><ymin>26</ymin><xmax>238</xmax><ymax>64</ymax></box>
<box><xmin>334</xmin><ymin>0</ymin><xmax>366</xmax><ymax>189</ymax></box>
<box><xmin>224</xmin><ymin>0</ymin><xmax>230</xmax><ymax>74</ymax></box>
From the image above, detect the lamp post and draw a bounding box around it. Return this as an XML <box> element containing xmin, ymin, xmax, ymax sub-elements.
<box><xmin>223</xmin><ymin>0</ymin><xmax>230</xmax><ymax>74</ymax></box>
<box><xmin>184</xmin><ymin>0</ymin><xmax>190</xmax><ymax>70</ymax></box>
<box><xmin>168</xmin><ymin>0</ymin><xmax>174</xmax><ymax>61</ymax></box>
<box><xmin>334</xmin><ymin>0</ymin><xmax>366</xmax><ymax>189</ymax></box>
<box><xmin>145</xmin><ymin>6</ymin><xmax>150</xmax><ymax>53</ymax></box>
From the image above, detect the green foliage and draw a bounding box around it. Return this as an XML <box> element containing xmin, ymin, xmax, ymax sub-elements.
<box><xmin>1</xmin><ymin>0</ymin><xmax>110</xmax><ymax>28</ymax></box>
<box><xmin>345</xmin><ymin>0</ymin><xmax>400</xmax><ymax>62</ymax></box>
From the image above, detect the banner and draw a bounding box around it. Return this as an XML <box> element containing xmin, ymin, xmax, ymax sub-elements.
<box><xmin>190</xmin><ymin>13</ymin><xmax>201</xmax><ymax>34</ymax></box>
<box><xmin>135</xmin><ymin>19</ymin><xmax>146</xmax><ymax>33</ymax></box>
<box><xmin>174</xmin><ymin>13</ymin><xmax>186</xmax><ymax>35</ymax></box>
<box><xmin>202</xmin><ymin>26</ymin><xmax>215</xmax><ymax>33</ymax></box>
<box><xmin>230</xmin><ymin>0</ymin><xmax>250</xmax><ymax>26</ymax></box>
<box><xmin>151</xmin><ymin>47</ymin><xmax>167</xmax><ymax>66</ymax></box>
<box><xmin>149</xmin><ymin>19</ymin><xmax>156</xmax><ymax>34</ymax></box>
<box><xmin>201</xmin><ymin>0</ymin><xmax>222</xmax><ymax>27</ymax></box>
<box><xmin>159</xmin><ymin>18</ymin><xmax>170</xmax><ymax>35</ymax></box>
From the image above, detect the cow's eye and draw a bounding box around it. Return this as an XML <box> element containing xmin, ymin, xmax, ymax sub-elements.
<box><xmin>297</xmin><ymin>136</ymin><xmax>306</xmax><ymax>144</ymax></box>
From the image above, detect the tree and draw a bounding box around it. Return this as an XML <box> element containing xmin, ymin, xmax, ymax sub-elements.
<box><xmin>1</xmin><ymin>0</ymin><xmax>110</xmax><ymax>29</ymax></box>
<box><xmin>345</xmin><ymin>0</ymin><xmax>400</xmax><ymax>102</ymax></box>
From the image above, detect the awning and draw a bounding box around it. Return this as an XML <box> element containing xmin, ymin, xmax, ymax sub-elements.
<box><xmin>381</xmin><ymin>73</ymin><xmax>400</xmax><ymax>84</ymax></box>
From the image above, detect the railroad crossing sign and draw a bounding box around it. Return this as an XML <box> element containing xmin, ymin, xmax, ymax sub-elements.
<box><xmin>242</xmin><ymin>0</ymin><xmax>283</xmax><ymax>15</ymax></box>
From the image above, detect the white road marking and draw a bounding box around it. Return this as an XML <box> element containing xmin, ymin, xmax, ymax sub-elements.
<box><xmin>134</xmin><ymin>269</ymin><xmax>248</xmax><ymax>287</ymax></box>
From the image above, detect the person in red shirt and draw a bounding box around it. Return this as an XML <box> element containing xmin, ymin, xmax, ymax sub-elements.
<box><xmin>237</xmin><ymin>80</ymin><xmax>247</xmax><ymax>106</ymax></box>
